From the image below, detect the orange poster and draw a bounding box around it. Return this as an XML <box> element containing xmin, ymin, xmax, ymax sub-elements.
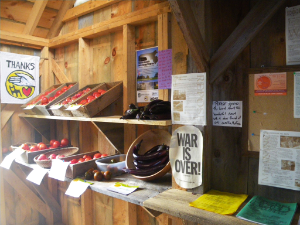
<box><xmin>254</xmin><ymin>72</ymin><xmax>287</xmax><ymax>96</ymax></box>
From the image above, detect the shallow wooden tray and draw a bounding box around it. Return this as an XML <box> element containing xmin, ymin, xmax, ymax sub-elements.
<box><xmin>34</xmin><ymin>147</ymin><xmax>79</xmax><ymax>168</ymax></box>
<box><xmin>125</xmin><ymin>129</ymin><xmax>171</xmax><ymax>181</ymax></box>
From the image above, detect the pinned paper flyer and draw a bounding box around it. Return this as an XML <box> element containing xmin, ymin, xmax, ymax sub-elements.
<box><xmin>65</xmin><ymin>179</ymin><xmax>92</xmax><ymax>198</ymax></box>
<box><xmin>26</xmin><ymin>168</ymin><xmax>49</xmax><ymax>185</ymax></box>
<box><xmin>66</xmin><ymin>104</ymin><xmax>81</xmax><ymax>110</ymax></box>
<box><xmin>48</xmin><ymin>159</ymin><xmax>70</xmax><ymax>181</ymax></box>
<box><xmin>0</xmin><ymin>148</ymin><xmax>25</xmax><ymax>169</ymax></box>
<box><xmin>107</xmin><ymin>182</ymin><xmax>139</xmax><ymax>195</ymax></box>
<box><xmin>24</xmin><ymin>104</ymin><xmax>36</xmax><ymax>109</ymax></box>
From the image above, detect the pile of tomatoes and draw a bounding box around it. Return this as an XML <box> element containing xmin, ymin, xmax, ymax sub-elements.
<box><xmin>78</xmin><ymin>89</ymin><xmax>106</xmax><ymax>105</ymax></box>
<box><xmin>84</xmin><ymin>168</ymin><xmax>112</xmax><ymax>181</ymax></box>
<box><xmin>40</xmin><ymin>84</ymin><xmax>74</xmax><ymax>105</ymax></box>
<box><xmin>61</xmin><ymin>87</ymin><xmax>92</xmax><ymax>105</ymax></box>
<box><xmin>21</xmin><ymin>138</ymin><xmax>70</xmax><ymax>152</ymax></box>
<box><xmin>69</xmin><ymin>152</ymin><xmax>108</xmax><ymax>164</ymax></box>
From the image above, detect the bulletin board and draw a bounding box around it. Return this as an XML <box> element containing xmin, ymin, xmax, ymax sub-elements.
<box><xmin>248</xmin><ymin>72</ymin><xmax>300</xmax><ymax>152</ymax></box>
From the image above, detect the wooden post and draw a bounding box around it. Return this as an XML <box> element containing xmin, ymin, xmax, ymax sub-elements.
<box><xmin>158</xmin><ymin>13</ymin><xmax>171</xmax><ymax>101</ymax></box>
<box><xmin>79</xmin><ymin>38</ymin><xmax>91</xmax><ymax>89</ymax></box>
<box><xmin>123</xmin><ymin>24</ymin><xmax>137</xmax><ymax>153</ymax></box>
<box><xmin>41</xmin><ymin>47</ymin><xmax>49</xmax><ymax>92</ymax></box>
<box><xmin>0</xmin><ymin>110</ymin><xmax>6</xmax><ymax>225</ymax></box>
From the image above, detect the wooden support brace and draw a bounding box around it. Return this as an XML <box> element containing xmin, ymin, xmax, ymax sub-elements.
<box><xmin>1</xmin><ymin>104</ymin><xmax>19</xmax><ymax>130</ymax></box>
<box><xmin>51</xmin><ymin>58</ymin><xmax>71</xmax><ymax>83</ymax></box>
<box><xmin>142</xmin><ymin>206</ymin><xmax>163</xmax><ymax>218</ymax></box>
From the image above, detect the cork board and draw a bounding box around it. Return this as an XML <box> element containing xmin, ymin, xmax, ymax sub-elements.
<box><xmin>248</xmin><ymin>72</ymin><xmax>300</xmax><ymax>152</ymax></box>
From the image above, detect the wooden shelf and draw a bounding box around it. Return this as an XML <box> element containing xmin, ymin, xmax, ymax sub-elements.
<box><xmin>19</xmin><ymin>113</ymin><xmax>172</xmax><ymax>126</ymax></box>
<box><xmin>15</xmin><ymin>156</ymin><xmax>172</xmax><ymax>207</ymax></box>
<box><xmin>143</xmin><ymin>189</ymin><xmax>253</xmax><ymax>225</ymax></box>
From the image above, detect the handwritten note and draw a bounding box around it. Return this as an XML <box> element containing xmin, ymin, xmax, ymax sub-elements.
<box><xmin>158</xmin><ymin>49</ymin><xmax>172</xmax><ymax>89</ymax></box>
<box><xmin>212</xmin><ymin>101</ymin><xmax>242</xmax><ymax>127</ymax></box>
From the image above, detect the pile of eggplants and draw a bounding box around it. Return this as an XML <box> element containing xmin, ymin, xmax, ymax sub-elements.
<box><xmin>124</xmin><ymin>139</ymin><xmax>170</xmax><ymax>176</ymax></box>
<box><xmin>120</xmin><ymin>100</ymin><xmax>171</xmax><ymax>120</ymax></box>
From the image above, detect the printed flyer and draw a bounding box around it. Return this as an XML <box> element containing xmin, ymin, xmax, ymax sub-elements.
<box><xmin>136</xmin><ymin>47</ymin><xmax>159</xmax><ymax>103</ymax></box>
<box><xmin>259</xmin><ymin>130</ymin><xmax>300</xmax><ymax>191</ymax></box>
<box><xmin>254</xmin><ymin>72</ymin><xmax>287</xmax><ymax>96</ymax></box>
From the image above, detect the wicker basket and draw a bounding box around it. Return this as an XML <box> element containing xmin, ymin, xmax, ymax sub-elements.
<box><xmin>125</xmin><ymin>129</ymin><xmax>171</xmax><ymax>181</ymax></box>
<box><xmin>34</xmin><ymin>147</ymin><xmax>79</xmax><ymax>168</ymax></box>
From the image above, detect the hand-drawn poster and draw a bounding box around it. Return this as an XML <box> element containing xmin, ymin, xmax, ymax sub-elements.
<box><xmin>171</xmin><ymin>73</ymin><xmax>206</xmax><ymax>125</ymax></box>
<box><xmin>286</xmin><ymin>5</ymin><xmax>300</xmax><ymax>65</ymax></box>
<box><xmin>136</xmin><ymin>47</ymin><xmax>158</xmax><ymax>103</ymax></box>
<box><xmin>158</xmin><ymin>49</ymin><xmax>172</xmax><ymax>89</ymax></box>
<box><xmin>169</xmin><ymin>126</ymin><xmax>203</xmax><ymax>189</ymax></box>
<box><xmin>259</xmin><ymin>130</ymin><xmax>300</xmax><ymax>191</ymax></box>
<box><xmin>0</xmin><ymin>52</ymin><xmax>39</xmax><ymax>104</ymax></box>
<box><xmin>254</xmin><ymin>72</ymin><xmax>287</xmax><ymax>96</ymax></box>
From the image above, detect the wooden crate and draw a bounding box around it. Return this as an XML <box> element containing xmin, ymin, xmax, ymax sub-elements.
<box><xmin>20</xmin><ymin>147</ymin><xmax>59</xmax><ymax>164</ymax></box>
<box><xmin>50</xmin><ymin>83</ymin><xmax>102</xmax><ymax>117</ymax></box>
<box><xmin>64</xmin><ymin>151</ymin><xmax>101</xmax><ymax>179</ymax></box>
<box><xmin>21</xmin><ymin>84</ymin><xmax>63</xmax><ymax>115</ymax></box>
<box><xmin>70</xmin><ymin>81</ymin><xmax>123</xmax><ymax>118</ymax></box>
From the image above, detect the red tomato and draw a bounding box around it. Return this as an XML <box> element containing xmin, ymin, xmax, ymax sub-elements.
<box><xmin>93</xmin><ymin>153</ymin><xmax>102</xmax><ymax>159</ymax></box>
<box><xmin>78</xmin><ymin>158</ymin><xmax>84</xmax><ymax>163</ymax></box>
<box><xmin>75</xmin><ymin>92</ymin><xmax>83</xmax><ymax>98</ymax></box>
<box><xmin>39</xmin><ymin>143</ymin><xmax>47</xmax><ymax>150</ymax></box>
<box><xmin>101</xmin><ymin>154</ymin><xmax>108</xmax><ymax>158</ymax></box>
<box><xmin>61</xmin><ymin>138</ymin><xmax>69</xmax><ymax>147</ymax></box>
<box><xmin>94</xmin><ymin>93</ymin><xmax>101</xmax><ymax>98</ymax></box>
<box><xmin>37</xmin><ymin>142</ymin><xmax>44</xmax><ymax>148</ymax></box>
<box><xmin>79</xmin><ymin>99</ymin><xmax>88</xmax><ymax>105</ymax></box>
<box><xmin>62</xmin><ymin>86</ymin><xmax>68</xmax><ymax>91</ymax></box>
<box><xmin>48</xmin><ymin>154</ymin><xmax>56</xmax><ymax>159</ymax></box>
<box><xmin>68</xmin><ymin>84</ymin><xmax>74</xmax><ymax>88</ymax></box>
<box><xmin>2</xmin><ymin>148</ymin><xmax>8</xmax><ymax>153</ymax></box>
<box><xmin>84</xmin><ymin>157</ymin><xmax>92</xmax><ymax>162</ymax></box>
<box><xmin>48</xmin><ymin>97</ymin><xmax>55</xmax><ymax>102</ymax></box>
<box><xmin>50</xmin><ymin>139</ymin><xmax>57</xmax><ymax>147</ymax></box>
<box><xmin>41</xmin><ymin>97</ymin><xmax>49</xmax><ymax>104</ymax></box>
<box><xmin>52</xmin><ymin>141</ymin><xmax>60</xmax><ymax>148</ymax></box>
<box><xmin>56</xmin><ymin>90</ymin><xmax>62</xmax><ymax>96</ymax></box>
<box><xmin>85</xmin><ymin>87</ymin><xmax>91</xmax><ymax>92</ymax></box>
<box><xmin>56</xmin><ymin>154</ymin><xmax>65</xmax><ymax>159</ymax></box>
<box><xmin>30</xmin><ymin>145</ymin><xmax>38</xmax><ymax>152</ymax></box>
<box><xmin>21</xmin><ymin>143</ymin><xmax>30</xmax><ymax>150</ymax></box>
<box><xmin>38</xmin><ymin>154</ymin><xmax>47</xmax><ymax>160</ymax></box>
<box><xmin>62</xmin><ymin>100</ymin><xmax>68</xmax><ymax>105</ymax></box>
<box><xmin>70</xmin><ymin>159</ymin><xmax>78</xmax><ymax>164</ymax></box>
<box><xmin>50</xmin><ymin>88</ymin><xmax>56</xmax><ymax>92</ymax></box>
<box><xmin>66</xmin><ymin>97</ymin><xmax>71</xmax><ymax>102</ymax></box>
<box><xmin>87</xmin><ymin>96</ymin><xmax>95</xmax><ymax>103</ymax></box>
<box><xmin>98</xmin><ymin>89</ymin><xmax>106</xmax><ymax>95</ymax></box>
<box><xmin>44</xmin><ymin>91</ymin><xmax>50</xmax><ymax>96</ymax></box>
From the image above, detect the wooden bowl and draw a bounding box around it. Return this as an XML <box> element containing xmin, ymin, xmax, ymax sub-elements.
<box><xmin>34</xmin><ymin>147</ymin><xmax>79</xmax><ymax>168</ymax></box>
<box><xmin>125</xmin><ymin>129</ymin><xmax>171</xmax><ymax>181</ymax></box>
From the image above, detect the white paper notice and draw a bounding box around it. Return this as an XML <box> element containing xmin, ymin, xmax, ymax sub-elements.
<box><xmin>107</xmin><ymin>183</ymin><xmax>138</xmax><ymax>195</ymax></box>
<box><xmin>171</xmin><ymin>73</ymin><xmax>206</xmax><ymax>125</ymax></box>
<box><xmin>65</xmin><ymin>180</ymin><xmax>90</xmax><ymax>198</ymax></box>
<box><xmin>286</xmin><ymin>5</ymin><xmax>300</xmax><ymax>65</ymax></box>
<box><xmin>169</xmin><ymin>126</ymin><xmax>203</xmax><ymax>189</ymax></box>
<box><xmin>0</xmin><ymin>148</ymin><xmax>25</xmax><ymax>169</ymax></box>
<box><xmin>259</xmin><ymin>130</ymin><xmax>300</xmax><ymax>191</ymax></box>
<box><xmin>48</xmin><ymin>159</ymin><xmax>70</xmax><ymax>181</ymax></box>
<box><xmin>50</xmin><ymin>104</ymin><xmax>63</xmax><ymax>110</ymax></box>
<box><xmin>26</xmin><ymin>168</ymin><xmax>49</xmax><ymax>185</ymax></box>
<box><xmin>66</xmin><ymin>104</ymin><xmax>81</xmax><ymax>110</ymax></box>
<box><xmin>294</xmin><ymin>72</ymin><xmax>300</xmax><ymax>118</ymax></box>
<box><xmin>212</xmin><ymin>101</ymin><xmax>242</xmax><ymax>127</ymax></box>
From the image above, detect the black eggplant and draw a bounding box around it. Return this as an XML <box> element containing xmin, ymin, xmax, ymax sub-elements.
<box><xmin>133</xmin><ymin>155</ymin><xmax>169</xmax><ymax>169</ymax></box>
<box><xmin>124</xmin><ymin>164</ymin><xmax>166</xmax><ymax>176</ymax></box>
<box><xmin>133</xmin><ymin>148</ymin><xmax>168</xmax><ymax>161</ymax></box>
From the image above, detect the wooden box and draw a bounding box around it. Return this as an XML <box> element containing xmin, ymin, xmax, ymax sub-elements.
<box><xmin>70</xmin><ymin>81</ymin><xmax>123</xmax><ymax>118</ymax></box>
<box><xmin>50</xmin><ymin>83</ymin><xmax>102</xmax><ymax>117</ymax></box>
<box><xmin>20</xmin><ymin>147</ymin><xmax>59</xmax><ymax>164</ymax></box>
<box><xmin>64</xmin><ymin>151</ymin><xmax>101</xmax><ymax>179</ymax></box>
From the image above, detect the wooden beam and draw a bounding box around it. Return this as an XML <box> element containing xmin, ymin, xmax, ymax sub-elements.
<box><xmin>47</xmin><ymin>0</ymin><xmax>76</xmax><ymax>39</ymax></box>
<box><xmin>158</xmin><ymin>13</ymin><xmax>171</xmax><ymax>101</ymax></box>
<box><xmin>49</xmin><ymin>2</ymin><xmax>171</xmax><ymax>48</ymax></box>
<box><xmin>41</xmin><ymin>47</ymin><xmax>49</xmax><ymax>92</ymax></box>
<box><xmin>63</xmin><ymin>0</ymin><xmax>122</xmax><ymax>22</ymax></box>
<box><xmin>1</xmin><ymin>104</ymin><xmax>19</xmax><ymax>130</ymax></box>
<box><xmin>168</xmin><ymin>0</ymin><xmax>209</xmax><ymax>72</ymax></box>
<box><xmin>0</xmin><ymin>106</ymin><xmax>6</xmax><ymax>225</ymax></box>
<box><xmin>51</xmin><ymin>58</ymin><xmax>71</xmax><ymax>83</ymax></box>
<box><xmin>23</xmin><ymin>0</ymin><xmax>48</xmax><ymax>35</ymax></box>
<box><xmin>78</xmin><ymin>38</ymin><xmax>91</xmax><ymax>89</ymax></box>
<box><xmin>0</xmin><ymin>31</ymin><xmax>49</xmax><ymax>49</ymax></box>
<box><xmin>3</xmin><ymin>169</ymin><xmax>49</xmax><ymax>218</ymax></box>
<box><xmin>210</xmin><ymin>0</ymin><xmax>287</xmax><ymax>84</ymax></box>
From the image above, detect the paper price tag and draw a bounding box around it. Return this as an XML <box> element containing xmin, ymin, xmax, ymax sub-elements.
<box><xmin>0</xmin><ymin>148</ymin><xmax>25</xmax><ymax>169</ymax></box>
<box><xmin>26</xmin><ymin>168</ymin><xmax>49</xmax><ymax>185</ymax></box>
<box><xmin>24</xmin><ymin>104</ymin><xmax>35</xmax><ymax>109</ymax></box>
<box><xmin>107</xmin><ymin>182</ymin><xmax>138</xmax><ymax>195</ymax></box>
<box><xmin>66</xmin><ymin>104</ymin><xmax>81</xmax><ymax>111</ymax></box>
<box><xmin>48</xmin><ymin>159</ymin><xmax>70</xmax><ymax>181</ymax></box>
<box><xmin>65</xmin><ymin>179</ymin><xmax>91</xmax><ymax>198</ymax></box>
<box><xmin>50</xmin><ymin>104</ymin><xmax>63</xmax><ymax>109</ymax></box>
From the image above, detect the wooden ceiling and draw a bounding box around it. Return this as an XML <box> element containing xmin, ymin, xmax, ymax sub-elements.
<box><xmin>0</xmin><ymin>0</ymin><xmax>75</xmax><ymax>39</ymax></box>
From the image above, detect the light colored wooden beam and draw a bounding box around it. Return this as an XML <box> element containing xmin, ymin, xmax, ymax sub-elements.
<box><xmin>210</xmin><ymin>0</ymin><xmax>287</xmax><ymax>84</ymax></box>
<box><xmin>49</xmin><ymin>2</ymin><xmax>171</xmax><ymax>48</ymax></box>
<box><xmin>168</xmin><ymin>0</ymin><xmax>209</xmax><ymax>72</ymax></box>
<box><xmin>51</xmin><ymin>58</ymin><xmax>71</xmax><ymax>83</ymax></box>
<box><xmin>3</xmin><ymin>169</ymin><xmax>49</xmax><ymax>218</ymax></box>
<box><xmin>23</xmin><ymin>0</ymin><xmax>48</xmax><ymax>35</ymax></box>
<box><xmin>0</xmin><ymin>31</ymin><xmax>49</xmax><ymax>49</ymax></box>
<box><xmin>47</xmin><ymin>0</ymin><xmax>76</xmax><ymax>39</ymax></box>
<box><xmin>1</xmin><ymin>105</ymin><xmax>19</xmax><ymax>130</ymax></box>
<box><xmin>63</xmin><ymin>0</ymin><xmax>122</xmax><ymax>22</ymax></box>
<box><xmin>0</xmin><ymin>105</ymin><xmax>6</xmax><ymax>225</ymax></box>
<box><xmin>78</xmin><ymin>38</ymin><xmax>91</xmax><ymax>89</ymax></box>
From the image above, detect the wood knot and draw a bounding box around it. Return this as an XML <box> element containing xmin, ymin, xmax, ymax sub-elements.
<box><xmin>104</xmin><ymin>57</ymin><xmax>110</xmax><ymax>64</ymax></box>
<box><xmin>112</xmin><ymin>48</ymin><xmax>116</xmax><ymax>57</ymax></box>
<box><xmin>64</xmin><ymin>62</ymin><xmax>68</xmax><ymax>68</ymax></box>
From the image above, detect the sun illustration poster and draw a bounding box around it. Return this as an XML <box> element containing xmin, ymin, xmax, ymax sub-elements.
<box><xmin>254</xmin><ymin>72</ymin><xmax>287</xmax><ymax>96</ymax></box>
<box><xmin>0</xmin><ymin>52</ymin><xmax>39</xmax><ymax>104</ymax></box>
